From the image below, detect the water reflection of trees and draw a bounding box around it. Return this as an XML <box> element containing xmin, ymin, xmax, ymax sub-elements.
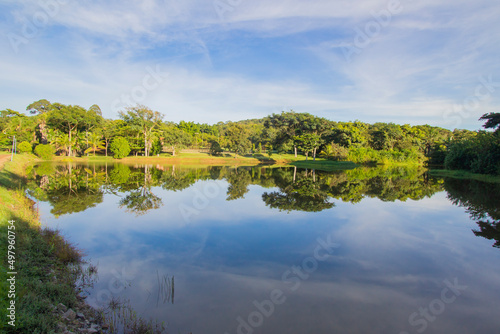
<box><xmin>27</xmin><ymin>162</ymin><xmax>104</xmax><ymax>217</ymax></box>
<box><xmin>444</xmin><ymin>178</ymin><xmax>500</xmax><ymax>248</ymax></box>
<box><xmin>263</xmin><ymin>169</ymin><xmax>334</xmax><ymax>212</ymax></box>
<box><xmin>28</xmin><ymin>163</ymin><xmax>444</xmax><ymax>216</ymax></box>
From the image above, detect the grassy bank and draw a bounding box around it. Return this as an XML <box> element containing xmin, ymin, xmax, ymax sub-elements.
<box><xmin>0</xmin><ymin>154</ymin><xmax>90</xmax><ymax>333</ymax></box>
<box><xmin>429</xmin><ymin>169</ymin><xmax>500</xmax><ymax>183</ymax></box>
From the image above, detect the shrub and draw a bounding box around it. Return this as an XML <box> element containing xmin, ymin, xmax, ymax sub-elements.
<box><xmin>110</xmin><ymin>136</ymin><xmax>131</xmax><ymax>159</ymax></box>
<box><xmin>34</xmin><ymin>144</ymin><xmax>55</xmax><ymax>160</ymax></box>
<box><xmin>17</xmin><ymin>141</ymin><xmax>32</xmax><ymax>154</ymax></box>
<box><xmin>150</xmin><ymin>138</ymin><xmax>162</xmax><ymax>156</ymax></box>
<box><xmin>209</xmin><ymin>140</ymin><xmax>223</xmax><ymax>156</ymax></box>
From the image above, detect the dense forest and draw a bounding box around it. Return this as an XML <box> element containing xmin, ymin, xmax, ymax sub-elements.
<box><xmin>1</xmin><ymin>99</ymin><xmax>499</xmax><ymax>175</ymax></box>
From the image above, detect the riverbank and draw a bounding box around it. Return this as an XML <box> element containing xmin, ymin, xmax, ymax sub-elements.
<box><xmin>0</xmin><ymin>154</ymin><xmax>105</xmax><ymax>333</ymax></box>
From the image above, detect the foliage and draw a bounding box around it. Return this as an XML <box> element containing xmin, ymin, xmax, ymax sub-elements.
<box><xmin>84</xmin><ymin>132</ymin><xmax>106</xmax><ymax>156</ymax></box>
<box><xmin>150</xmin><ymin>137</ymin><xmax>163</xmax><ymax>156</ymax></box>
<box><xmin>209</xmin><ymin>140</ymin><xmax>223</xmax><ymax>156</ymax></box>
<box><xmin>110</xmin><ymin>137</ymin><xmax>131</xmax><ymax>159</ymax></box>
<box><xmin>119</xmin><ymin>105</ymin><xmax>163</xmax><ymax>157</ymax></box>
<box><xmin>321</xmin><ymin>142</ymin><xmax>349</xmax><ymax>161</ymax></box>
<box><xmin>347</xmin><ymin>147</ymin><xmax>423</xmax><ymax>164</ymax></box>
<box><xmin>18</xmin><ymin>141</ymin><xmax>32</xmax><ymax>153</ymax></box>
<box><xmin>479</xmin><ymin>112</ymin><xmax>500</xmax><ymax>133</ymax></box>
<box><xmin>34</xmin><ymin>144</ymin><xmax>55</xmax><ymax>160</ymax></box>
<box><xmin>444</xmin><ymin>132</ymin><xmax>500</xmax><ymax>175</ymax></box>
<box><xmin>2</xmin><ymin>101</ymin><xmax>499</xmax><ymax>176</ymax></box>
<box><xmin>163</xmin><ymin>125</ymin><xmax>192</xmax><ymax>156</ymax></box>
<box><xmin>226</xmin><ymin>122</ymin><xmax>251</xmax><ymax>157</ymax></box>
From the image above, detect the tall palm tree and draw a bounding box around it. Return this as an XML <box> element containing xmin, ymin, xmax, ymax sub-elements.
<box><xmin>85</xmin><ymin>132</ymin><xmax>106</xmax><ymax>156</ymax></box>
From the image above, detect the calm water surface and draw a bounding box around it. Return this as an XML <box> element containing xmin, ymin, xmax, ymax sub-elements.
<box><xmin>27</xmin><ymin>163</ymin><xmax>500</xmax><ymax>334</ymax></box>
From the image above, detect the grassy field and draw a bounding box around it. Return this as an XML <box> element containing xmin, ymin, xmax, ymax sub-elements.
<box><xmin>0</xmin><ymin>154</ymin><xmax>90</xmax><ymax>333</ymax></box>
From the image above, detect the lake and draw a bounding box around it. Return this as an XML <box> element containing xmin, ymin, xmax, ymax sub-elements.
<box><xmin>26</xmin><ymin>162</ymin><xmax>500</xmax><ymax>334</ymax></box>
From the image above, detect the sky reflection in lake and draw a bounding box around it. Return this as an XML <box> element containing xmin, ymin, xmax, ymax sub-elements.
<box><xmin>31</xmin><ymin>163</ymin><xmax>500</xmax><ymax>334</ymax></box>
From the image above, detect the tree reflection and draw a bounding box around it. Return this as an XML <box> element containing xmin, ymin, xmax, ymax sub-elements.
<box><xmin>27</xmin><ymin>163</ymin><xmax>445</xmax><ymax>216</ymax></box>
<box><xmin>226</xmin><ymin>168</ymin><xmax>252</xmax><ymax>200</ymax></box>
<box><xmin>262</xmin><ymin>172</ymin><xmax>334</xmax><ymax>212</ymax></box>
<box><xmin>444</xmin><ymin>178</ymin><xmax>500</xmax><ymax>248</ymax></box>
<box><xmin>119</xmin><ymin>164</ymin><xmax>163</xmax><ymax>215</ymax></box>
<box><xmin>27</xmin><ymin>162</ymin><xmax>104</xmax><ymax>217</ymax></box>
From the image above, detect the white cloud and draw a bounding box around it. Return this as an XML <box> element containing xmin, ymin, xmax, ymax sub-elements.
<box><xmin>1</xmin><ymin>0</ymin><xmax>499</xmax><ymax>129</ymax></box>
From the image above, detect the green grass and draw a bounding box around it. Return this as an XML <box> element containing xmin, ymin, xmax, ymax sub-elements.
<box><xmin>0</xmin><ymin>154</ymin><xmax>88</xmax><ymax>333</ymax></box>
<box><xmin>429</xmin><ymin>169</ymin><xmax>500</xmax><ymax>183</ymax></box>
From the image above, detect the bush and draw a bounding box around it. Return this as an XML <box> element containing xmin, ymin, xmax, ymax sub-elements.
<box><xmin>34</xmin><ymin>144</ymin><xmax>55</xmax><ymax>160</ymax></box>
<box><xmin>347</xmin><ymin>147</ymin><xmax>423</xmax><ymax>164</ymax></box>
<box><xmin>18</xmin><ymin>141</ymin><xmax>32</xmax><ymax>154</ymax></box>
<box><xmin>209</xmin><ymin>140</ymin><xmax>223</xmax><ymax>156</ymax></box>
<box><xmin>150</xmin><ymin>138</ymin><xmax>162</xmax><ymax>156</ymax></box>
<box><xmin>110</xmin><ymin>136</ymin><xmax>131</xmax><ymax>159</ymax></box>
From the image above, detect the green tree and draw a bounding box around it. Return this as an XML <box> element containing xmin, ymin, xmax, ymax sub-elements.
<box><xmin>294</xmin><ymin>133</ymin><xmax>322</xmax><ymax>160</ymax></box>
<box><xmin>226</xmin><ymin>122</ymin><xmax>251</xmax><ymax>158</ymax></box>
<box><xmin>150</xmin><ymin>137</ymin><xmax>163</xmax><ymax>156</ymax></box>
<box><xmin>27</xmin><ymin>99</ymin><xmax>51</xmax><ymax>144</ymax></box>
<box><xmin>34</xmin><ymin>144</ymin><xmax>55</xmax><ymax>160</ymax></box>
<box><xmin>163</xmin><ymin>126</ymin><xmax>192</xmax><ymax>156</ymax></box>
<box><xmin>47</xmin><ymin>104</ymin><xmax>88</xmax><ymax>156</ymax></box>
<box><xmin>85</xmin><ymin>132</ymin><xmax>106</xmax><ymax>156</ymax></box>
<box><xmin>209</xmin><ymin>140</ymin><xmax>223</xmax><ymax>156</ymax></box>
<box><xmin>82</xmin><ymin>105</ymin><xmax>104</xmax><ymax>155</ymax></box>
<box><xmin>264</xmin><ymin>111</ymin><xmax>308</xmax><ymax>157</ymax></box>
<box><xmin>110</xmin><ymin>136</ymin><xmax>131</xmax><ymax>159</ymax></box>
<box><xmin>479</xmin><ymin>112</ymin><xmax>500</xmax><ymax>133</ymax></box>
<box><xmin>88</xmin><ymin>104</ymin><xmax>102</xmax><ymax>117</ymax></box>
<box><xmin>18</xmin><ymin>141</ymin><xmax>32</xmax><ymax>153</ymax></box>
<box><xmin>118</xmin><ymin>105</ymin><xmax>164</xmax><ymax>157</ymax></box>
<box><xmin>101</xmin><ymin>119</ymin><xmax>124</xmax><ymax>157</ymax></box>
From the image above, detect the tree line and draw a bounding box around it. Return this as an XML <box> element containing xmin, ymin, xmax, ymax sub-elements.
<box><xmin>1</xmin><ymin>99</ymin><xmax>499</xmax><ymax>174</ymax></box>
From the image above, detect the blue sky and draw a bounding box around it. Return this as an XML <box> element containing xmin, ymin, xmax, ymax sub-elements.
<box><xmin>1</xmin><ymin>0</ymin><xmax>499</xmax><ymax>130</ymax></box>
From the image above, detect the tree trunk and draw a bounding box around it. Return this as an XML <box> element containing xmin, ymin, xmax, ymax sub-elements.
<box><xmin>39</xmin><ymin>120</ymin><xmax>48</xmax><ymax>144</ymax></box>
<box><xmin>68</xmin><ymin>128</ymin><xmax>72</xmax><ymax>157</ymax></box>
<box><xmin>313</xmin><ymin>147</ymin><xmax>317</xmax><ymax>161</ymax></box>
<box><xmin>293</xmin><ymin>166</ymin><xmax>296</xmax><ymax>183</ymax></box>
<box><xmin>305</xmin><ymin>152</ymin><xmax>308</xmax><ymax>160</ymax></box>
<box><xmin>105</xmin><ymin>141</ymin><xmax>108</xmax><ymax>157</ymax></box>
<box><xmin>294</xmin><ymin>145</ymin><xmax>297</xmax><ymax>157</ymax></box>
<box><xmin>144</xmin><ymin>132</ymin><xmax>148</xmax><ymax>157</ymax></box>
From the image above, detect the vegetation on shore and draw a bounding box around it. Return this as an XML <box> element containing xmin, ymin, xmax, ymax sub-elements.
<box><xmin>1</xmin><ymin>100</ymin><xmax>499</xmax><ymax>179</ymax></box>
<box><xmin>0</xmin><ymin>154</ymin><xmax>90</xmax><ymax>333</ymax></box>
